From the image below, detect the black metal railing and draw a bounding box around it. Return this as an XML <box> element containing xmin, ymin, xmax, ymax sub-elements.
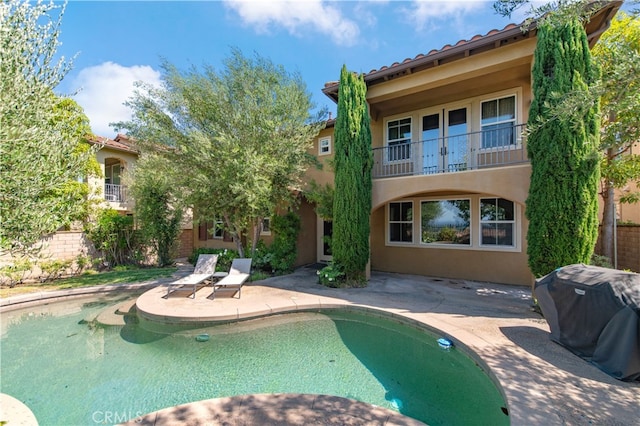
<box><xmin>372</xmin><ymin>124</ymin><xmax>528</xmax><ymax>178</ymax></box>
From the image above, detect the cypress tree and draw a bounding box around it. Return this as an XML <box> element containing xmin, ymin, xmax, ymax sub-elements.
<box><xmin>332</xmin><ymin>65</ymin><xmax>373</xmax><ymax>283</ymax></box>
<box><xmin>526</xmin><ymin>18</ymin><xmax>601</xmax><ymax>277</ymax></box>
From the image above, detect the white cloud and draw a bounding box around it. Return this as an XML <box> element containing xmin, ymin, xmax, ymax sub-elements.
<box><xmin>402</xmin><ymin>0</ymin><xmax>485</xmax><ymax>32</ymax></box>
<box><xmin>70</xmin><ymin>62</ymin><xmax>162</xmax><ymax>138</ymax></box>
<box><xmin>223</xmin><ymin>0</ymin><xmax>360</xmax><ymax>46</ymax></box>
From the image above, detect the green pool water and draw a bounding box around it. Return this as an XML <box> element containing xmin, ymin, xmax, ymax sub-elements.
<box><xmin>0</xmin><ymin>294</ymin><xmax>508</xmax><ymax>425</ymax></box>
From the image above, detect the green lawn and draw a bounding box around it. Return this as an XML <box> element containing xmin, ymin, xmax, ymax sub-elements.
<box><xmin>0</xmin><ymin>267</ymin><xmax>177</xmax><ymax>298</ymax></box>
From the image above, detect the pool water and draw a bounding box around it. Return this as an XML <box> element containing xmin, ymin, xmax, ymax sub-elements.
<box><xmin>1</xmin><ymin>294</ymin><xmax>508</xmax><ymax>425</ymax></box>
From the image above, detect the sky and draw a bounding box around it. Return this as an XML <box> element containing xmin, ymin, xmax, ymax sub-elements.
<box><xmin>53</xmin><ymin>0</ymin><xmax>540</xmax><ymax>137</ymax></box>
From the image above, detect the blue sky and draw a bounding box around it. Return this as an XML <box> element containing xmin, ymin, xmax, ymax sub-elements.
<box><xmin>55</xmin><ymin>0</ymin><xmax>537</xmax><ymax>137</ymax></box>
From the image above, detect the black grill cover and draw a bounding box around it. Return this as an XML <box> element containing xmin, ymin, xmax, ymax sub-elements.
<box><xmin>534</xmin><ymin>264</ymin><xmax>640</xmax><ymax>381</ymax></box>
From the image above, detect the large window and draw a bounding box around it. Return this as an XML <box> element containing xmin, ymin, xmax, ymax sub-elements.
<box><xmin>481</xmin><ymin>95</ymin><xmax>516</xmax><ymax>149</ymax></box>
<box><xmin>480</xmin><ymin>198</ymin><xmax>515</xmax><ymax>246</ymax></box>
<box><xmin>389</xmin><ymin>201</ymin><xmax>413</xmax><ymax>243</ymax></box>
<box><xmin>421</xmin><ymin>199</ymin><xmax>470</xmax><ymax>245</ymax></box>
<box><xmin>387</xmin><ymin>118</ymin><xmax>412</xmax><ymax>161</ymax></box>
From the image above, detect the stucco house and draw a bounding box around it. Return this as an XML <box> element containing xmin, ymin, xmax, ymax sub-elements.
<box><xmin>294</xmin><ymin>2</ymin><xmax>622</xmax><ymax>286</ymax></box>
<box><xmin>194</xmin><ymin>2</ymin><xmax>639</xmax><ymax>281</ymax></box>
<box><xmin>87</xmin><ymin>134</ymin><xmax>194</xmax><ymax>259</ymax></box>
<box><xmin>88</xmin><ymin>134</ymin><xmax>138</xmax><ymax>214</ymax></box>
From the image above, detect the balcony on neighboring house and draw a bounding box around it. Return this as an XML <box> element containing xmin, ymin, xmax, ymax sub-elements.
<box><xmin>104</xmin><ymin>183</ymin><xmax>127</xmax><ymax>203</ymax></box>
<box><xmin>373</xmin><ymin>124</ymin><xmax>528</xmax><ymax>179</ymax></box>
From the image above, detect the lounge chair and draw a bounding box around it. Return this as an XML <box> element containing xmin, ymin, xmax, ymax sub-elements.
<box><xmin>165</xmin><ymin>254</ymin><xmax>218</xmax><ymax>298</ymax></box>
<box><xmin>211</xmin><ymin>258</ymin><xmax>252</xmax><ymax>299</ymax></box>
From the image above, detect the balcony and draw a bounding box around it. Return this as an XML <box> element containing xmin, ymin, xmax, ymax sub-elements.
<box><xmin>104</xmin><ymin>184</ymin><xmax>127</xmax><ymax>203</ymax></box>
<box><xmin>372</xmin><ymin>124</ymin><xmax>528</xmax><ymax>179</ymax></box>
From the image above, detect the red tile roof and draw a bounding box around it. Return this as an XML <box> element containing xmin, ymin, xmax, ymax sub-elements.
<box><xmin>322</xmin><ymin>22</ymin><xmax>528</xmax><ymax>101</ymax></box>
<box><xmin>88</xmin><ymin>134</ymin><xmax>138</xmax><ymax>154</ymax></box>
<box><xmin>322</xmin><ymin>1</ymin><xmax>621</xmax><ymax>103</ymax></box>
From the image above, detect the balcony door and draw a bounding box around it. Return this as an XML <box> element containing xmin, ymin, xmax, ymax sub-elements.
<box><xmin>422</xmin><ymin>106</ymin><xmax>469</xmax><ymax>174</ymax></box>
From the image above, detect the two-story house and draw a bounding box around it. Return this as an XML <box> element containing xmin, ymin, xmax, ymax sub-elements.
<box><xmin>89</xmin><ymin>134</ymin><xmax>195</xmax><ymax>259</ymax></box>
<box><xmin>293</xmin><ymin>2</ymin><xmax>622</xmax><ymax>286</ymax></box>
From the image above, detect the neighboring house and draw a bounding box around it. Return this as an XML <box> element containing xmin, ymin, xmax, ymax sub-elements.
<box><xmin>301</xmin><ymin>2</ymin><xmax>621</xmax><ymax>286</ymax></box>
<box><xmin>88</xmin><ymin>134</ymin><xmax>194</xmax><ymax>259</ymax></box>
<box><xmin>88</xmin><ymin>134</ymin><xmax>138</xmax><ymax>214</ymax></box>
<box><xmin>612</xmin><ymin>141</ymin><xmax>640</xmax><ymax>225</ymax></box>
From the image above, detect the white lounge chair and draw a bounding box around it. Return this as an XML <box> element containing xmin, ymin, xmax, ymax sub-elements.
<box><xmin>165</xmin><ymin>254</ymin><xmax>218</xmax><ymax>298</ymax></box>
<box><xmin>211</xmin><ymin>258</ymin><xmax>252</xmax><ymax>299</ymax></box>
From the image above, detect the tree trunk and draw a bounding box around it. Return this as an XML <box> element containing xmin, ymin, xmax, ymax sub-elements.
<box><xmin>600</xmin><ymin>181</ymin><xmax>615</xmax><ymax>263</ymax></box>
<box><xmin>224</xmin><ymin>215</ymin><xmax>244</xmax><ymax>258</ymax></box>
<box><xmin>250</xmin><ymin>219</ymin><xmax>261</xmax><ymax>258</ymax></box>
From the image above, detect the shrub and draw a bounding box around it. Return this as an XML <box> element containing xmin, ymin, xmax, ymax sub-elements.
<box><xmin>0</xmin><ymin>258</ymin><xmax>33</xmax><ymax>287</ymax></box>
<box><xmin>317</xmin><ymin>263</ymin><xmax>345</xmax><ymax>288</ymax></box>
<box><xmin>251</xmin><ymin>240</ymin><xmax>273</xmax><ymax>272</ymax></box>
<box><xmin>74</xmin><ymin>254</ymin><xmax>91</xmax><ymax>275</ymax></box>
<box><xmin>590</xmin><ymin>254</ymin><xmax>613</xmax><ymax>268</ymax></box>
<box><xmin>85</xmin><ymin>209</ymin><xmax>143</xmax><ymax>267</ymax></box>
<box><xmin>39</xmin><ymin>259</ymin><xmax>72</xmax><ymax>282</ymax></box>
<box><xmin>250</xmin><ymin>271</ymin><xmax>270</xmax><ymax>282</ymax></box>
<box><xmin>267</xmin><ymin>212</ymin><xmax>300</xmax><ymax>275</ymax></box>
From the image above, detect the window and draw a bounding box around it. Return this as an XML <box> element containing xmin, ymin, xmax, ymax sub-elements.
<box><xmin>318</xmin><ymin>137</ymin><xmax>331</xmax><ymax>156</ymax></box>
<box><xmin>481</xmin><ymin>95</ymin><xmax>516</xmax><ymax>148</ymax></box>
<box><xmin>480</xmin><ymin>198</ymin><xmax>515</xmax><ymax>246</ymax></box>
<box><xmin>213</xmin><ymin>219</ymin><xmax>224</xmax><ymax>238</ymax></box>
<box><xmin>387</xmin><ymin>118</ymin><xmax>411</xmax><ymax>161</ymax></box>
<box><xmin>421</xmin><ymin>199</ymin><xmax>470</xmax><ymax>245</ymax></box>
<box><xmin>389</xmin><ymin>201</ymin><xmax>413</xmax><ymax>243</ymax></box>
<box><xmin>261</xmin><ymin>218</ymin><xmax>271</xmax><ymax>235</ymax></box>
<box><xmin>198</xmin><ymin>219</ymin><xmax>224</xmax><ymax>240</ymax></box>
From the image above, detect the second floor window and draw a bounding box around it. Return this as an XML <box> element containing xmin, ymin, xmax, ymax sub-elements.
<box><xmin>318</xmin><ymin>137</ymin><xmax>331</xmax><ymax>156</ymax></box>
<box><xmin>481</xmin><ymin>95</ymin><xmax>516</xmax><ymax>149</ymax></box>
<box><xmin>387</xmin><ymin>118</ymin><xmax>412</xmax><ymax>161</ymax></box>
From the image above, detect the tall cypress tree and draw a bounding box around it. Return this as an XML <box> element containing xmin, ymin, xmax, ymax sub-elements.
<box><xmin>526</xmin><ymin>18</ymin><xmax>601</xmax><ymax>277</ymax></box>
<box><xmin>332</xmin><ymin>65</ymin><xmax>373</xmax><ymax>283</ymax></box>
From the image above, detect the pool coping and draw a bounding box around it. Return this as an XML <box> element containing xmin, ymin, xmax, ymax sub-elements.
<box><xmin>2</xmin><ymin>267</ymin><xmax>639</xmax><ymax>425</ymax></box>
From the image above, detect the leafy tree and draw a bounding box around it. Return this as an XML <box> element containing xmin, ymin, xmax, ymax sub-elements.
<box><xmin>525</xmin><ymin>17</ymin><xmax>601</xmax><ymax>276</ymax></box>
<box><xmin>332</xmin><ymin>65</ymin><xmax>372</xmax><ymax>283</ymax></box>
<box><xmin>115</xmin><ymin>49</ymin><xmax>326</xmax><ymax>258</ymax></box>
<box><xmin>0</xmin><ymin>0</ymin><xmax>98</xmax><ymax>254</ymax></box>
<box><xmin>495</xmin><ymin>1</ymin><xmax>640</xmax><ymax>264</ymax></box>
<box><xmin>591</xmin><ymin>12</ymin><xmax>640</xmax><ymax>262</ymax></box>
<box><xmin>304</xmin><ymin>181</ymin><xmax>334</xmax><ymax>221</ymax></box>
<box><xmin>128</xmin><ymin>154</ymin><xmax>183</xmax><ymax>267</ymax></box>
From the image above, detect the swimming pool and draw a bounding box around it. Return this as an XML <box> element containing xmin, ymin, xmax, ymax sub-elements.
<box><xmin>1</xmin><ymin>294</ymin><xmax>509</xmax><ymax>425</ymax></box>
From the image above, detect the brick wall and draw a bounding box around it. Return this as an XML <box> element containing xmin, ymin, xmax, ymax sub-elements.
<box><xmin>615</xmin><ymin>226</ymin><xmax>639</xmax><ymax>272</ymax></box>
<box><xmin>38</xmin><ymin>231</ymin><xmax>96</xmax><ymax>260</ymax></box>
<box><xmin>595</xmin><ymin>225</ymin><xmax>640</xmax><ymax>273</ymax></box>
<box><xmin>175</xmin><ymin>229</ymin><xmax>194</xmax><ymax>259</ymax></box>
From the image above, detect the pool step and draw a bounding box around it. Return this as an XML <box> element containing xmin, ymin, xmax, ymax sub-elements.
<box><xmin>93</xmin><ymin>300</ymin><xmax>137</xmax><ymax>326</ymax></box>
